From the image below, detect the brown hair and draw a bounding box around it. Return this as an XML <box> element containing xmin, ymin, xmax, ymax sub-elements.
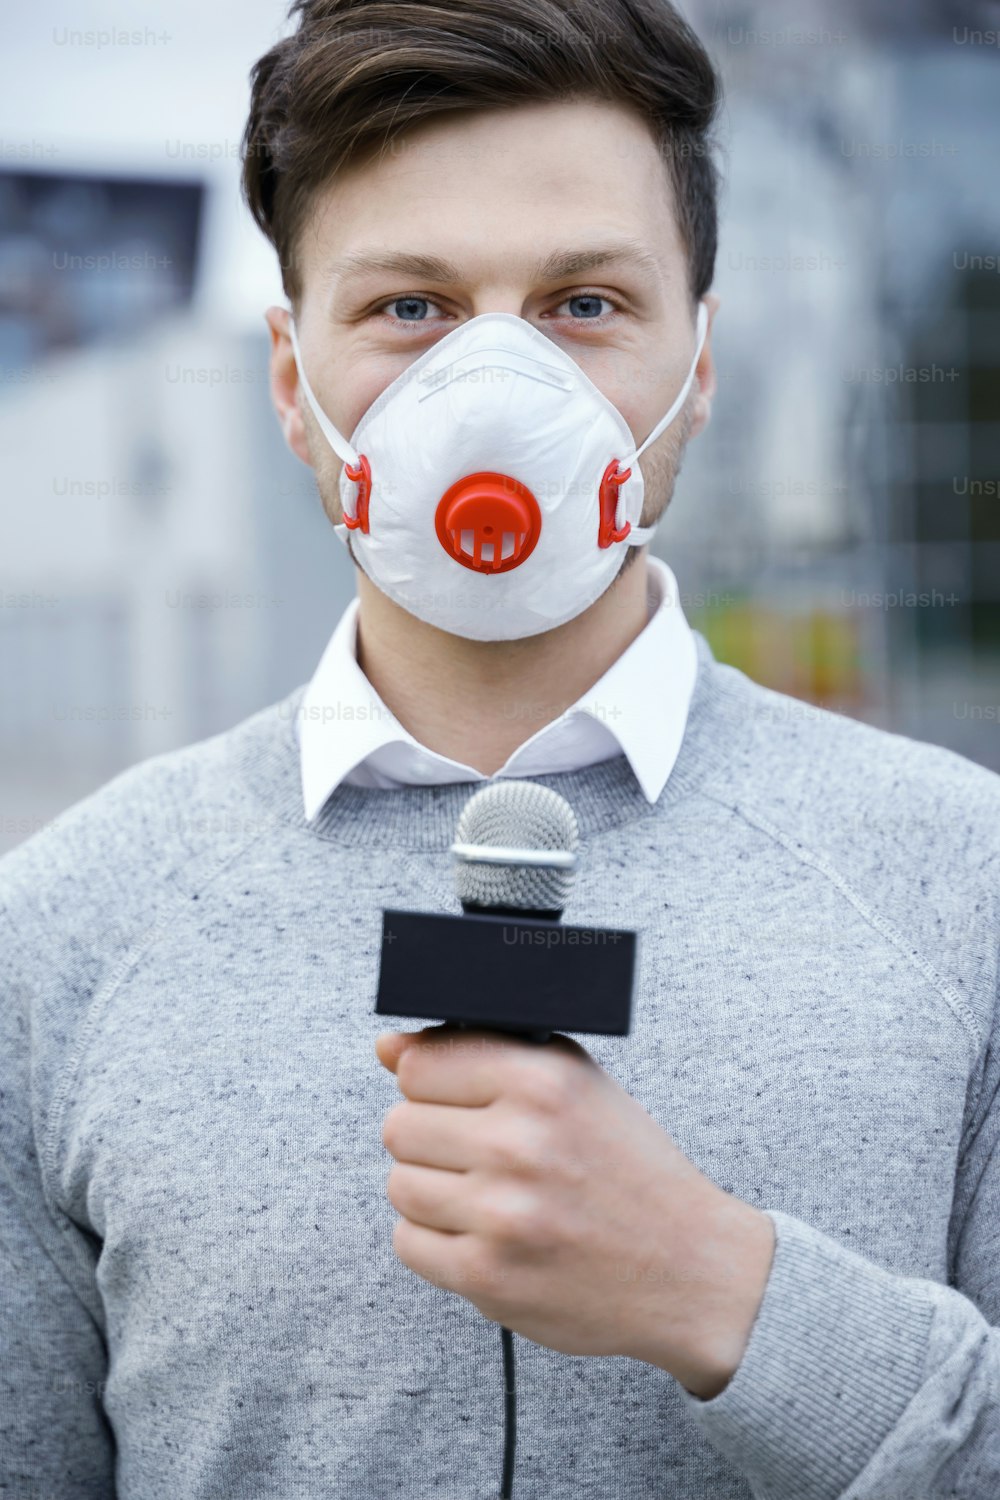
<box><xmin>241</xmin><ymin>0</ymin><xmax>722</xmax><ymax>310</ymax></box>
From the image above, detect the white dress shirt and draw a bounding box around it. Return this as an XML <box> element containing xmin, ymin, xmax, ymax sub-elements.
<box><xmin>297</xmin><ymin>555</ymin><xmax>697</xmax><ymax>820</ymax></box>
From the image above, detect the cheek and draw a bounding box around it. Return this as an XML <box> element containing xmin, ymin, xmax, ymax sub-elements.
<box><xmin>333</xmin><ymin>387</ymin><xmax>382</xmax><ymax>442</ymax></box>
<box><xmin>580</xmin><ymin>349</ymin><xmax>667</xmax><ymax>449</ymax></box>
<box><xmin>631</xmin><ymin>363</ymin><xmax>697</xmax><ymax>455</ymax></box>
<box><xmin>337</xmin><ymin>345</ymin><xmax>431</xmax><ymax>439</ymax></box>
<box><xmin>625</xmin><ymin>361</ymin><xmax>680</xmax><ymax>437</ymax></box>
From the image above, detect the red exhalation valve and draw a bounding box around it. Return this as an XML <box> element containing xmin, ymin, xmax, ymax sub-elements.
<box><xmin>435</xmin><ymin>473</ymin><xmax>543</xmax><ymax>574</ymax></box>
<box><xmin>343</xmin><ymin>454</ymin><xmax>372</xmax><ymax>534</ymax></box>
<box><xmin>598</xmin><ymin>459</ymin><xmax>633</xmax><ymax>548</ymax></box>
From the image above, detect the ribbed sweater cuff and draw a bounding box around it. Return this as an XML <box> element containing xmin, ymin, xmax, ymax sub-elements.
<box><xmin>675</xmin><ymin>1208</ymin><xmax>935</xmax><ymax>1500</ymax></box>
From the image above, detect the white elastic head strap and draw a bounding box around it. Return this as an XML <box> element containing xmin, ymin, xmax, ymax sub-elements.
<box><xmin>631</xmin><ymin>300</ymin><xmax>710</xmax><ymax>464</ymax></box>
<box><xmin>619</xmin><ymin>301</ymin><xmax>709</xmax><ymax>546</ymax></box>
<box><xmin>287</xmin><ymin>316</ymin><xmax>360</xmax><ymax>469</ymax></box>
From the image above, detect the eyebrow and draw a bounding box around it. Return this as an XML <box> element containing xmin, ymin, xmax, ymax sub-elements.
<box><xmin>326</xmin><ymin>240</ymin><xmax>662</xmax><ymax>288</ymax></box>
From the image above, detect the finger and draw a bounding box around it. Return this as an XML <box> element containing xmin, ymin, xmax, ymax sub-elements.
<box><xmin>392</xmin><ymin>1218</ymin><xmax>508</xmax><ymax>1307</ymax></box>
<box><xmin>387</xmin><ymin>1162</ymin><xmax>473</xmax><ymax>1233</ymax></box>
<box><xmin>382</xmin><ymin>1100</ymin><xmax>484</xmax><ymax>1171</ymax></box>
<box><xmin>375</xmin><ymin>1029</ymin><xmax>423</xmax><ymax>1075</ymax></box>
<box><xmin>395</xmin><ymin>1026</ymin><xmax>552</xmax><ymax>1106</ymax></box>
<box><xmin>392</xmin><ymin>1218</ymin><xmax>461</xmax><ymax>1293</ymax></box>
<box><xmin>375</xmin><ymin>1023</ymin><xmax>469</xmax><ymax>1076</ymax></box>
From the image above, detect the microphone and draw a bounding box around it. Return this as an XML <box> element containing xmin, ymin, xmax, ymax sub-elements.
<box><xmin>450</xmin><ymin>780</ymin><xmax>581</xmax><ymax>1042</ymax></box>
<box><xmin>375</xmin><ymin>781</ymin><xmax>637</xmax><ymax>1498</ymax></box>
<box><xmin>452</xmin><ymin>780</ymin><xmax>579</xmax><ymax>916</ymax></box>
<box><xmin>376</xmin><ymin>781</ymin><xmax>637</xmax><ymax>1040</ymax></box>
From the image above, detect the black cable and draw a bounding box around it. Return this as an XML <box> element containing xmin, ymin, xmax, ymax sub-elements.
<box><xmin>500</xmin><ymin>1324</ymin><xmax>517</xmax><ymax>1497</ymax></box>
<box><xmin>497</xmin><ymin>1025</ymin><xmax>548</xmax><ymax>1495</ymax></box>
<box><xmin>454</xmin><ymin>1024</ymin><xmax>547</xmax><ymax>1494</ymax></box>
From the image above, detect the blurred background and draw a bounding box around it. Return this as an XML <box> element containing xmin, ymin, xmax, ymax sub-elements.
<box><xmin>2</xmin><ymin>0</ymin><xmax>999</xmax><ymax>854</ymax></box>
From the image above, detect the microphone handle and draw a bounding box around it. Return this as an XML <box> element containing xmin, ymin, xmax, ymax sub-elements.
<box><xmin>455</xmin><ymin>1020</ymin><xmax>551</xmax><ymax>1045</ymax></box>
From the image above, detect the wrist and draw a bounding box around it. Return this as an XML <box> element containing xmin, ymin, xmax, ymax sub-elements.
<box><xmin>638</xmin><ymin>1191</ymin><xmax>776</xmax><ymax>1399</ymax></box>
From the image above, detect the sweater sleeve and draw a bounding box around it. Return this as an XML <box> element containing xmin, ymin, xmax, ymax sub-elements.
<box><xmin>0</xmin><ymin>900</ymin><xmax>118</xmax><ymax>1495</ymax></box>
<box><xmin>675</xmin><ymin>980</ymin><xmax>1000</xmax><ymax>1500</ymax></box>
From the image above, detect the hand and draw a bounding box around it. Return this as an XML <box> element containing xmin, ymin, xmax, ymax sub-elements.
<box><xmin>376</xmin><ymin>1025</ymin><xmax>775</xmax><ymax>1398</ymax></box>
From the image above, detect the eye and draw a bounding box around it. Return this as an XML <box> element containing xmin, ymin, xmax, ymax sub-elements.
<box><xmin>374</xmin><ymin>295</ymin><xmax>450</xmax><ymax>329</ymax></box>
<box><xmin>551</xmin><ymin>292</ymin><xmax>621</xmax><ymax>324</ymax></box>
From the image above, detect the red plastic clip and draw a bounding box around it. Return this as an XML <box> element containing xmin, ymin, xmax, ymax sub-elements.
<box><xmin>598</xmin><ymin>460</ymin><xmax>633</xmax><ymax>548</ymax></box>
<box><xmin>343</xmin><ymin>454</ymin><xmax>372</xmax><ymax>534</ymax></box>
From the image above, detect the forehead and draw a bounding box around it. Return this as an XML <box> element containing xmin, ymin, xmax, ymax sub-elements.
<box><xmin>296</xmin><ymin>98</ymin><xmax>686</xmax><ymax>293</ymax></box>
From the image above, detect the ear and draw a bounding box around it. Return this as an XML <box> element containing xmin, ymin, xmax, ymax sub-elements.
<box><xmin>687</xmin><ymin>292</ymin><xmax>721</xmax><ymax>442</ymax></box>
<box><xmin>265</xmin><ymin>305</ymin><xmax>313</xmax><ymax>468</ymax></box>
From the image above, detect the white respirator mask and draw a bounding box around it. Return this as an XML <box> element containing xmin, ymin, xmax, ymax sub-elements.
<box><xmin>288</xmin><ymin>302</ymin><xmax>708</xmax><ymax>641</ymax></box>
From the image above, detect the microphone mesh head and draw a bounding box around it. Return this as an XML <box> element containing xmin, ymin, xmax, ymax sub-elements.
<box><xmin>453</xmin><ymin>781</ymin><xmax>579</xmax><ymax>913</ymax></box>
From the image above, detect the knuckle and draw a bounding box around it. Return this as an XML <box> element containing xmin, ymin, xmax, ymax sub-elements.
<box><xmin>450</xmin><ymin>1238</ymin><xmax>491</xmax><ymax>1288</ymax></box>
<box><xmin>490</xmin><ymin>1116</ymin><xmax>552</xmax><ymax>1174</ymax></box>
<box><xmin>458</xmin><ymin>1242</ymin><xmax>508</xmax><ymax>1293</ymax></box>
<box><xmin>517</xmin><ymin>1060</ymin><xmax>572</xmax><ymax>1117</ymax></box>
<box><xmin>479</xmin><ymin>1185</ymin><xmax>548</xmax><ymax>1246</ymax></box>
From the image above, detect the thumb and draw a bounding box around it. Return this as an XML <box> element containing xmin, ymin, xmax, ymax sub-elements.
<box><xmin>375</xmin><ymin>1030</ymin><xmax>418</xmax><ymax>1075</ymax></box>
<box><xmin>376</xmin><ymin>1023</ymin><xmax>453</xmax><ymax>1074</ymax></box>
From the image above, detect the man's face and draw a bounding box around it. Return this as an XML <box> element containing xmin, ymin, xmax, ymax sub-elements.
<box><xmin>271</xmin><ymin>97</ymin><xmax>716</xmax><ymax>535</ymax></box>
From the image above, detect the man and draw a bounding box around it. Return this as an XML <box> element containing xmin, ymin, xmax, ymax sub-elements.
<box><xmin>2</xmin><ymin>1</ymin><xmax>998</xmax><ymax>1497</ymax></box>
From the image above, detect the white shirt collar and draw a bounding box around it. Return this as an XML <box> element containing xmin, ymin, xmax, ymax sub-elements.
<box><xmin>297</xmin><ymin>555</ymin><xmax>697</xmax><ymax>819</ymax></box>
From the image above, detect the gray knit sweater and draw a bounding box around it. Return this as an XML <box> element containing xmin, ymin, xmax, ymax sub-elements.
<box><xmin>3</xmin><ymin>633</ymin><xmax>1000</xmax><ymax>1499</ymax></box>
